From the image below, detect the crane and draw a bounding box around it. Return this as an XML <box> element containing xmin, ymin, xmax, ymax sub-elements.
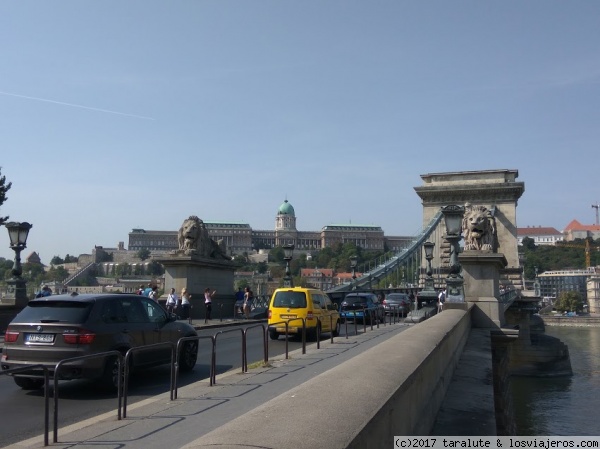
<box><xmin>556</xmin><ymin>239</ymin><xmax>600</xmax><ymax>268</ymax></box>
<box><xmin>593</xmin><ymin>202</ymin><xmax>600</xmax><ymax>225</ymax></box>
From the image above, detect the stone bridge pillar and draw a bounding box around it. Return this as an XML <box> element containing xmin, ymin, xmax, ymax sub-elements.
<box><xmin>414</xmin><ymin>169</ymin><xmax>525</xmax><ymax>289</ymax></box>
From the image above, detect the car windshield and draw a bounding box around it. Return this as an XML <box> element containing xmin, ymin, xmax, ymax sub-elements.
<box><xmin>15</xmin><ymin>300</ymin><xmax>93</xmax><ymax>323</ymax></box>
<box><xmin>386</xmin><ymin>294</ymin><xmax>408</xmax><ymax>302</ymax></box>
<box><xmin>272</xmin><ymin>291</ymin><xmax>307</xmax><ymax>308</ymax></box>
<box><xmin>344</xmin><ymin>296</ymin><xmax>369</xmax><ymax>305</ymax></box>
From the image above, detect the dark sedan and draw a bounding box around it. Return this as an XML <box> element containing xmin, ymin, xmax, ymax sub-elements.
<box><xmin>339</xmin><ymin>293</ymin><xmax>385</xmax><ymax>324</ymax></box>
<box><xmin>382</xmin><ymin>293</ymin><xmax>412</xmax><ymax>317</ymax></box>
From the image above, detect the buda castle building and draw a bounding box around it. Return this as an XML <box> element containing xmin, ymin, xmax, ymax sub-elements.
<box><xmin>128</xmin><ymin>199</ymin><xmax>412</xmax><ymax>256</ymax></box>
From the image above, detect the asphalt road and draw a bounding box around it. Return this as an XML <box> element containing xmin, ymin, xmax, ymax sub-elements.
<box><xmin>0</xmin><ymin>323</ymin><xmax>316</xmax><ymax>447</ymax></box>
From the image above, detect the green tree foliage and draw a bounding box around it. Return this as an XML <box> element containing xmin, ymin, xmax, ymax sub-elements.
<box><xmin>256</xmin><ymin>261</ymin><xmax>268</xmax><ymax>274</ymax></box>
<box><xmin>269</xmin><ymin>246</ymin><xmax>284</xmax><ymax>263</ymax></box>
<box><xmin>554</xmin><ymin>291</ymin><xmax>584</xmax><ymax>313</ymax></box>
<box><xmin>520</xmin><ymin>238</ymin><xmax>600</xmax><ymax>279</ymax></box>
<box><xmin>136</xmin><ymin>248</ymin><xmax>151</xmax><ymax>261</ymax></box>
<box><xmin>50</xmin><ymin>256</ymin><xmax>64</xmax><ymax>265</ymax></box>
<box><xmin>0</xmin><ymin>167</ymin><xmax>12</xmax><ymax>226</ymax></box>
<box><xmin>46</xmin><ymin>266</ymin><xmax>69</xmax><ymax>282</ymax></box>
<box><xmin>64</xmin><ymin>254</ymin><xmax>78</xmax><ymax>263</ymax></box>
<box><xmin>147</xmin><ymin>260</ymin><xmax>164</xmax><ymax>276</ymax></box>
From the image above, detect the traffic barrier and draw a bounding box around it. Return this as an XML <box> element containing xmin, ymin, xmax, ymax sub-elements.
<box><xmin>174</xmin><ymin>335</ymin><xmax>215</xmax><ymax>397</ymax></box>
<box><xmin>242</xmin><ymin>323</ymin><xmax>268</xmax><ymax>370</ymax></box>
<box><xmin>0</xmin><ymin>364</ymin><xmax>50</xmax><ymax>446</ymax></box>
<box><xmin>53</xmin><ymin>350</ymin><xmax>124</xmax><ymax>443</ymax></box>
<box><xmin>123</xmin><ymin>342</ymin><xmax>176</xmax><ymax>417</ymax></box>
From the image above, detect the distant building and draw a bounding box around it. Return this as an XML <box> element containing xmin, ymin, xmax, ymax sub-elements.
<box><xmin>128</xmin><ymin>199</ymin><xmax>413</xmax><ymax>256</ymax></box>
<box><xmin>517</xmin><ymin>226</ymin><xmax>563</xmax><ymax>246</ymax></box>
<box><xmin>562</xmin><ymin>220</ymin><xmax>600</xmax><ymax>241</ymax></box>
<box><xmin>300</xmin><ymin>268</ymin><xmax>335</xmax><ymax>291</ymax></box>
<box><xmin>537</xmin><ymin>268</ymin><xmax>596</xmax><ymax>303</ymax></box>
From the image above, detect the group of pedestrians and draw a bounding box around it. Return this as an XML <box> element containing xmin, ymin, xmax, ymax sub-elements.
<box><xmin>164</xmin><ymin>286</ymin><xmax>216</xmax><ymax>322</ymax></box>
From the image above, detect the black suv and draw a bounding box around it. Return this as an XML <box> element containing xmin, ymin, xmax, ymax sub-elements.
<box><xmin>1</xmin><ymin>293</ymin><xmax>198</xmax><ymax>390</ymax></box>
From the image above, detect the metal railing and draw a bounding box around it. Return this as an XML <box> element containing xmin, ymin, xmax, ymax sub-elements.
<box><xmin>10</xmin><ymin>311</ymin><xmax>409</xmax><ymax>443</ymax></box>
<box><xmin>1</xmin><ymin>365</ymin><xmax>51</xmax><ymax>446</ymax></box>
<box><xmin>123</xmin><ymin>342</ymin><xmax>176</xmax><ymax>417</ymax></box>
<box><xmin>53</xmin><ymin>351</ymin><xmax>124</xmax><ymax>443</ymax></box>
<box><xmin>174</xmin><ymin>335</ymin><xmax>216</xmax><ymax>398</ymax></box>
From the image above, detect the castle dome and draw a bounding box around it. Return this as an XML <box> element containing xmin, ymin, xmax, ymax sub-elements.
<box><xmin>278</xmin><ymin>199</ymin><xmax>295</xmax><ymax>216</ymax></box>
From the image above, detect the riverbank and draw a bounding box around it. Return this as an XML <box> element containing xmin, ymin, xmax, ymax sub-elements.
<box><xmin>540</xmin><ymin>313</ymin><xmax>600</xmax><ymax>327</ymax></box>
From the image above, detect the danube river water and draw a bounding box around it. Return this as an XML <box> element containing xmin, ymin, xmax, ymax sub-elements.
<box><xmin>510</xmin><ymin>326</ymin><xmax>600</xmax><ymax>436</ymax></box>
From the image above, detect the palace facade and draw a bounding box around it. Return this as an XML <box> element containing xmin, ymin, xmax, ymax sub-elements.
<box><xmin>128</xmin><ymin>199</ymin><xmax>412</xmax><ymax>256</ymax></box>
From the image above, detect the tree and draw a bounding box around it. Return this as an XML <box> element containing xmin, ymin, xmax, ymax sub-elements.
<box><xmin>521</xmin><ymin>236</ymin><xmax>536</xmax><ymax>251</ymax></box>
<box><xmin>51</xmin><ymin>256</ymin><xmax>65</xmax><ymax>265</ymax></box>
<box><xmin>64</xmin><ymin>254</ymin><xmax>78</xmax><ymax>263</ymax></box>
<box><xmin>136</xmin><ymin>248</ymin><xmax>151</xmax><ymax>261</ymax></box>
<box><xmin>0</xmin><ymin>167</ymin><xmax>12</xmax><ymax>226</ymax></box>
<box><xmin>553</xmin><ymin>291</ymin><xmax>584</xmax><ymax>313</ymax></box>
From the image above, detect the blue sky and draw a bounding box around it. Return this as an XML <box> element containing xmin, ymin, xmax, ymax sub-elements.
<box><xmin>1</xmin><ymin>1</ymin><xmax>599</xmax><ymax>263</ymax></box>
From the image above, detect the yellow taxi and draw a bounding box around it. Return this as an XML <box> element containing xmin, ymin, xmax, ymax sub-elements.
<box><xmin>267</xmin><ymin>287</ymin><xmax>341</xmax><ymax>340</ymax></box>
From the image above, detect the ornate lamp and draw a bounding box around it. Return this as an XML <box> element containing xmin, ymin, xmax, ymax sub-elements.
<box><xmin>350</xmin><ymin>255</ymin><xmax>358</xmax><ymax>290</ymax></box>
<box><xmin>283</xmin><ymin>243</ymin><xmax>295</xmax><ymax>287</ymax></box>
<box><xmin>417</xmin><ymin>241</ymin><xmax>438</xmax><ymax>308</ymax></box>
<box><xmin>441</xmin><ymin>205</ymin><xmax>465</xmax><ymax>302</ymax></box>
<box><xmin>3</xmin><ymin>221</ymin><xmax>33</xmax><ymax>307</ymax></box>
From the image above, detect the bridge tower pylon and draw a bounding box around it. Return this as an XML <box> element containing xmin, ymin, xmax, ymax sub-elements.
<box><xmin>414</xmin><ymin>169</ymin><xmax>525</xmax><ymax>290</ymax></box>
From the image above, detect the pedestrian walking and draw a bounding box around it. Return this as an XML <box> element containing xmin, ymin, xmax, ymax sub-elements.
<box><xmin>148</xmin><ymin>285</ymin><xmax>159</xmax><ymax>302</ymax></box>
<box><xmin>235</xmin><ymin>287</ymin><xmax>245</xmax><ymax>317</ymax></box>
<box><xmin>166</xmin><ymin>287</ymin><xmax>178</xmax><ymax>314</ymax></box>
<box><xmin>180</xmin><ymin>288</ymin><xmax>191</xmax><ymax>320</ymax></box>
<box><xmin>204</xmin><ymin>287</ymin><xmax>216</xmax><ymax>323</ymax></box>
<box><xmin>243</xmin><ymin>287</ymin><xmax>253</xmax><ymax>319</ymax></box>
<box><xmin>437</xmin><ymin>289</ymin><xmax>446</xmax><ymax>313</ymax></box>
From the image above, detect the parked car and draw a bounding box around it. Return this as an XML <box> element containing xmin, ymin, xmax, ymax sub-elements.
<box><xmin>339</xmin><ymin>292</ymin><xmax>385</xmax><ymax>324</ymax></box>
<box><xmin>268</xmin><ymin>287</ymin><xmax>341</xmax><ymax>340</ymax></box>
<box><xmin>1</xmin><ymin>293</ymin><xmax>199</xmax><ymax>390</ymax></box>
<box><xmin>382</xmin><ymin>293</ymin><xmax>413</xmax><ymax>317</ymax></box>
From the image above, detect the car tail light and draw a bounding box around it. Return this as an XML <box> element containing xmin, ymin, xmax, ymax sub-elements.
<box><xmin>4</xmin><ymin>330</ymin><xmax>19</xmax><ymax>343</ymax></box>
<box><xmin>306</xmin><ymin>311</ymin><xmax>314</xmax><ymax>320</ymax></box>
<box><xmin>63</xmin><ymin>330</ymin><xmax>96</xmax><ymax>345</ymax></box>
<box><xmin>268</xmin><ymin>310</ymin><xmax>272</xmax><ymax>319</ymax></box>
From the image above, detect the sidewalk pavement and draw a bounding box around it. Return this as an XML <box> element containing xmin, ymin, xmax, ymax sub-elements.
<box><xmin>7</xmin><ymin>318</ymin><xmax>411</xmax><ymax>449</ymax></box>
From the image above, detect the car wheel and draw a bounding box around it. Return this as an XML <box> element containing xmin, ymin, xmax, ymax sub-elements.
<box><xmin>14</xmin><ymin>377</ymin><xmax>44</xmax><ymax>390</ymax></box>
<box><xmin>179</xmin><ymin>340</ymin><xmax>198</xmax><ymax>372</ymax></box>
<box><xmin>269</xmin><ymin>330</ymin><xmax>279</xmax><ymax>340</ymax></box>
<box><xmin>100</xmin><ymin>355</ymin><xmax>125</xmax><ymax>391</ymax></box>
<box><xmin>332</xmin><ymin>319</ymin><xmax>341</xmax><ymax>337</ymax></box>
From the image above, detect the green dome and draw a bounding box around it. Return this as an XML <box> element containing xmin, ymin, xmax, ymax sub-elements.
<box><xmin>278</xmin><ymin>199</ymin><xmax>295</xmax><ymax>216</ymax></box>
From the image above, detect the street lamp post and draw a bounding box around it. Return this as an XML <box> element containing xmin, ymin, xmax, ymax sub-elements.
<box><xmin>283</xmin><ymin>244</ymin><xmax>295</xmax><ymax>288</ymax></box>
<box><xmin>441</xmin><ymin>205</ymin><xmax>465</xmax><ymax>303</ymax></box>
<box><xmin>417</xmin><ymin>241</ymin><xmax>438</xmax><ymax>308</ymax></box>
<box><xmin>3</xmin><ymin>221</ymin><xmax>33</xmax><ymax>307</ymax></box>
<box><xmin>350</xmin><ymin>255</ymin><xmax>358</xmax><ymax>290</ymax></box>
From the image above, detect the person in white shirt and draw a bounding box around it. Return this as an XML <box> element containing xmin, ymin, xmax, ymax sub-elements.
<box><xmin>166</xmin><ymin>288</ymin><xmax>178</xmax><ymax>314</ymax></box>
<box><xmin>437</xmin><ymin>289</ymin><xmax>446</xmax><ymax>313</ymax></box>
<box><xmin>148</xmin><ymin>285</ymin><xmax>159</xmax><ymax>303</ymax></box>
<box><xmin>181</xmin><ymin>288</ymin><xmax>191</xmax><ymax>320</ymax></box>
<box><xmin>204</xmin><ymin>287</ymin><xmax>216</xmax><ymax>323</ymax></box>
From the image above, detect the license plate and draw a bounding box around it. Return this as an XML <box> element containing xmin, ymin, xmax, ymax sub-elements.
<box><xmin>25</xmin><ymin>333</ymin><xmax>55</xmax><ymax>343</ymax></box>
<box><xmin>280</xmin><ymin>314</ymin><xmax>297</xmax><ymax>319</ymax></box>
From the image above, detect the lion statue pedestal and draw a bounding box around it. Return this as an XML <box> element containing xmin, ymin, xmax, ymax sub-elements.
<box><xmin>157</xmin><ymin>216</ymin><xmax>236</xmax><ymax>321</ymax></box>
<box><xmin>456</xmin><ymin>204</ymin><xmax>507</xmax><ymax>328</ymax></box>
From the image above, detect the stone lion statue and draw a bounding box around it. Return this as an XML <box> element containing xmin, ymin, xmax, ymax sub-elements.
<box><xmin>462</xmin><ymin>203</ymin><xmax>496</xmax><ymax>251</ymax></box>
<box><xmin>177</xmin><ymin>215</ymin><xmax>230</xmax><ymax>260</ymax></box>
